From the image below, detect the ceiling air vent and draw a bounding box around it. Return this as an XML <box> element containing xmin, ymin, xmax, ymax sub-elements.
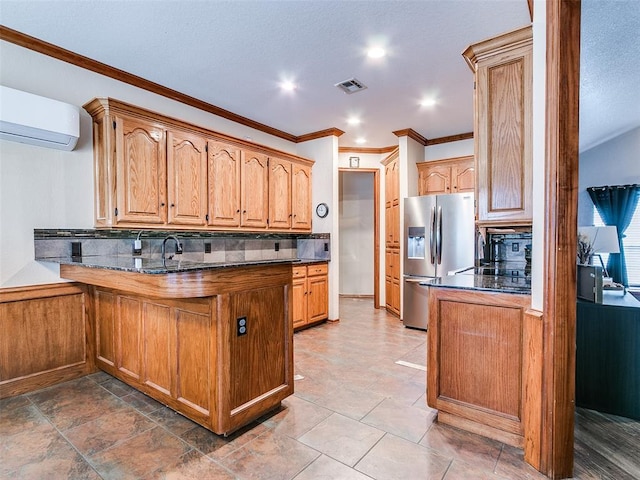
<box><xmin>335</xmin><ymin>78</ymin><xmax>367</xmax><ymax>94</ymax></box>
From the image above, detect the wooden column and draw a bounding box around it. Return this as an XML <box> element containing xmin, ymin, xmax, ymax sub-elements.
<box><xmin>541</xmin><ymin>0</ymin><xmax>581</xmax><ymax>478</ymax></box>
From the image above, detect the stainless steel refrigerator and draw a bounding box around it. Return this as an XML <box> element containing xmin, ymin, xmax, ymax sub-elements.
<box><xmin>402</xmin><ymin>193</ymin><xmax>475</xmax><ymax>329</ymax></box>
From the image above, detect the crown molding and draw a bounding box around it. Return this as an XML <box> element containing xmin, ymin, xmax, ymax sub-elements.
<box><xmin>426</xmin><ymin>131</ymin><xmax>474</xmax><ymax>145</ymax></box>
<box><xmin>338</xmin><ymin>145</ymin><xmax>398</xmax><ymax>154</ymax></box>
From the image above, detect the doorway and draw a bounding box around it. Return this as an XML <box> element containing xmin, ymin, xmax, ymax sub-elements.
<box><xmin>338</xmin><ymin>169</ymin><xmax>380</xmax><ymax>307</ymax></box>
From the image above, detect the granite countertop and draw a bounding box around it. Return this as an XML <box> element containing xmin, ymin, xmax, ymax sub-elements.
<box><xmin>424</xmin><ymin>272</ymin><xmax>531</xmax><ymax>295</ymax></box>
<box><xmin>43</xmin><ymin>255</ymin><xmax>326</xmax><ymax>274</ymax></box>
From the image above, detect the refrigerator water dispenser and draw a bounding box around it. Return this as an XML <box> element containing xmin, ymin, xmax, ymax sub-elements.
<box><xmin>407</xmin><ymin>227</ymin><xmax>426</xmax><ymax>259</ymax></box>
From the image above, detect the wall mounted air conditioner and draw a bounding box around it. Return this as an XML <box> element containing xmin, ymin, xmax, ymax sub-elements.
<box><xmin>0</xmin><ymin>85</ymin><xmax>80</xmax><ymax>151</ymax></box>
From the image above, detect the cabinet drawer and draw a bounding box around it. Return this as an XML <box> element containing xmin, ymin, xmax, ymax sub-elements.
<box><xmin>292</xmin><ymin>266</ymin><xmax>307</xmax><ymax>279</ymax></box>
<box><xmin>307</xmin><ymin>263</ymin><xmax>328</xmax><ymax>276</ymax></box>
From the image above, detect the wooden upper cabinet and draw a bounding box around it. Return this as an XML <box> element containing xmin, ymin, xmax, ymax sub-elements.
<box><xmin>291</xmin><ymin>163</ymin><xmax>312</xmax><ymax>230</ymax></box>
<box><xmin>84</xmin><ymin>98</ymin><xmax>313</xmax><ymax>232</ymax></box>
<box><xmin>241</xmin><ymin>150</ymin><xmax>269</xmax><ymax>228</ymax></box>
<box><xmin>167</xmin><ymin>130</ymin><xmax>208</xmax><ymax>226</ymax></box>
<box><xmin>207</xmin><ymin>140</ymin><xmax>241</xmax><ymax>227</ymax></box>
<box><xmin>452</xmin><ymin>158</ymin><xmax>475</xmax><ymax>193</ymax></box>
<box><xmin>463</xmin><ymin>26</ymin><xmax>532</xmax><ymax>225</ymax></box>
<box><xmin>115</xmin><ymin>115</ymin><xmax>167</xmax><ymax>225</ymax></box>
<box><xmin>268</xmin><ymin>157</ymin><xmax>292</xmax><ymax>230</ymax></box>
<box><xmin>419</xmin><ymin>163</ymin><xmax>451</xmax><ymax>195</ymax></box>
<box><xmin>417</xmin><ymin>156</ymin><xmax>475</xmax><ymax>195</ymax></box>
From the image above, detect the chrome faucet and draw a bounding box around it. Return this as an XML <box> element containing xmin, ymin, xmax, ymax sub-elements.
<box><xmin>161</xmin><ymin>235</ymin><xmax>183</xmax><ymax>262</ymax></box>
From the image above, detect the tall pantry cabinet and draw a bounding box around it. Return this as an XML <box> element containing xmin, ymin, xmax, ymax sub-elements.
<box><xmin>383</xmin><ymin>149</ymin><xmax>401</xmax><ymax>316</ymax></box>
<box><xmin>463</xmin><ymin>26</ymin><xmax>533</xmax><ymax>226</ymax></box>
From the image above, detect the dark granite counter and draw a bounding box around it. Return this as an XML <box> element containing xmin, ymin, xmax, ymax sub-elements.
<box><xmin>41</xmin><ymin>255</ymin><xmax>326</xmax><ymax>275</ymax></box>
<box><xmin>423</xmin><ymin>273</ymin><xmax>531</xmax><ymax>295</ymax></box>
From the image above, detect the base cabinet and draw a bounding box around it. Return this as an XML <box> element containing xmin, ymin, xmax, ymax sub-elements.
<box><xmin>427</xmin><ymin>287</ymin><xmax>534</xmax><ymax>447</ymax></box>
<box><xmin>66</xmin><ymin>263</ymin><xmax>293</xmax><ymax>435</ymax></box>
<box><xmin>385</xmin><ymin>248</ymin><xmax>400</xmax><ymax>316</ymax></box>
<box><xmin>292</xmin><ymin>263</ymin><xmax>328</xmax><ymax>330</ymax></box>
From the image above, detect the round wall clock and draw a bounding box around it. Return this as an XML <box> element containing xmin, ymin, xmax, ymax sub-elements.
<box><xmin>316</xmin><ymin>203</ymin><xmax>329</xmax><ymax>218</ymax></box>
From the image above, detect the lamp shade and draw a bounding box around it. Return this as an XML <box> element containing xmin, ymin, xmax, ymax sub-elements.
<box><xmin>577</xmin><ymin>226</ymin><xmax>620</xmax><ymax>253</ymax></box>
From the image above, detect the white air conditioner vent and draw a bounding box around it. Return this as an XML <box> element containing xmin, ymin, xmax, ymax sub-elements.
<box><xmin>0</xmin><ymin>85</ymin><xmax>80</xmax><ymax>151</ymax></box>
<box><xmin>335</xmin><ymin>78</ymin><xmax>368</xmax><ymax>94</ymax></box>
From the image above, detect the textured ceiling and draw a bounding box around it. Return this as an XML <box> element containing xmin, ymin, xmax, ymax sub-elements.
<box><xmin>0</xmin><ymin>1</ymin><xmax>638</xmax><ymax>151</ymax></box>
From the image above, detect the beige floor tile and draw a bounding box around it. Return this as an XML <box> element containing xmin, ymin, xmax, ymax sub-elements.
<box><xmin>89</xmin><ymin>426</ymin><xmax>191</xmax><ymax>480</ymax></box>
<box><xmin>361</xmin><ymin>398</ymin><xmax>436</xmax><ymax>443</ymax></box>
<box><xmin>260</xmin><ymin>394</ymin><xmax>333</xmax><ymax>439</ymax></box>
<box><xmin>298</xmin><ymin>413</ymin><xmax>385</xmax><ymax>466</ymax></box>
<box><xmin>219</xmin><ymin>430</ymin><xmax>319</xmax><ymax>480</ymax></box>
<box><xmin>294</xmin><ymin>454</ymin><xmax>373</xmax><ymax>480</ymax></box>
<box><xmin>355</xmin><ymin>433</ymin><xmax>451</xmax><ymax>480</ymax></box>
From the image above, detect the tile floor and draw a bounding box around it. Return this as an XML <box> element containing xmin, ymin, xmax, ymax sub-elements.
<box><xmin>1</xmin><ymin>297</ymin><xmax>638</xmax><ymax>479</ymax></box>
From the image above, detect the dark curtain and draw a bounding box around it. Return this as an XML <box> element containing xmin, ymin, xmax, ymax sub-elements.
<box><xmin>587</xmin><ymin>184</ymin><xmax>640</xmax><ymax>286</ymax></box>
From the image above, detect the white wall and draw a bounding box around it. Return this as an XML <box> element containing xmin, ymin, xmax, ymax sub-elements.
<box><xmin>424</xmin><ymin>138</ymin><xmax>474</xmax><ymax>160</ymax></box>
<box><xmin>0</xmin><ymin>40</ymin><xmax>301</xmax><ymax>288</ymax></box>
<box><xmin>296</xmin><ymin>136</ymin><xmax>340</xmax><ymax>320</ymax></box>
<box><xmin>578</xmin><ymin>126</ymin><xmax>640</xmax><ymax>226</ymax></box>
<box><xmin>339</xmin><ymin>172</ymin><xmax>375</xmax><ymax>295</ymax></box>
<box><xmin>531</xmin><ymin>0</ymin><xmax>547</xmax><ymax>311</ymax></box>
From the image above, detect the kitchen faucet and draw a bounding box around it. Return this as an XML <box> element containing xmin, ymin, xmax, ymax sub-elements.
<box><xmin>161</xmin><ymin>235</ymin><xmax>183</xmax><ymax>262</ymax></box>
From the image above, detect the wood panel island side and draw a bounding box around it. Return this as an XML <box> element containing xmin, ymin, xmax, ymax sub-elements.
<box><xmin>59</xmin><ymin>262</ymin><xmax>293</xmax><ymax>436</ymax></box>
<box><xmin>426</xmin><ymin>275</ymin><xmax>540</xmax><ymax>451</ymax></box>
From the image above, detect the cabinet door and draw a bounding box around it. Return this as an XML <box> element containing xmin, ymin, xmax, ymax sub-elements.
<box><xmin>452</xmin><ymin>159</ymin><xmax>475</xmax><ymax>193</ymax></box>
<box><xmin>476</xmin><ymin>46</ymin><xmax>532</xmax><ymax>223</ymax></box>
<box><xmin>292</xmin><ymin>277</ymin><xmax>307</xmax><ymax>328</ymax></box>
<box><xmin>420</xmin><ymin>164</ymin><xmax>451</xmax><ymax>195</ymax></box>
<box><xmin>167</xmin><ymin>131</ymin><xmax>207</xmax><ymax>226</ymax></box>
<box><xmin>308</xmin><ymin>275</ymin><xmax>328</xmax><ymax>322</ymax></box>
<box><xmin>291</xmin><ymin>163</ymin><xmax>312</xmax><ymax>230</ymax></box>
<box><xmin>385</xmin><ymin>158</ymin><xmax>399</xmax><ymax>205</ymax></box>
<box><xmin>115</xmin><ymin>116</ymin><xmax>167</xmax><ymax>224</ymax></box>
<box><xmin>268</xmin><ymin>157</ymin><xmax>292</xmax><ymax>230</ymax></box>
<box><xmin>391</xmin><ymin>204</ymin><xmax>400</xmax><ymax>247</ymax></box>
<box><xmin>208</xmin><ymin>141</ymin><xmax>241</xmax><ymax>227</ymax></box>
<box><xmin>241</xmin><ymin>150</ymin><xmax>269</xmax><ymax>228</ymax></box>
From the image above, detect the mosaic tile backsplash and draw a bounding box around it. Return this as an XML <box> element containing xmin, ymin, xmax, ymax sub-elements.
<box><xmin>34</xmin><ymin>229</ymin><xmax>330</xmax><ymax>263</ymax></box>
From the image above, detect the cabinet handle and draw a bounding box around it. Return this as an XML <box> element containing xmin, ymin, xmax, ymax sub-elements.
<box><xmin>237</xmin><ymin>209</ymin><xmax>240</xmax><ymax>213</ymax></box>
<box><xmin>243</xmin><ymin>210</ymin><xmax>246</xmax><ymax>214</ymax></box>
<box><xmin>170</xmin><ymin>203</ymin><xmax>175</xmax><ymax>207</ymax></box>
<box><xmin>161</xmin><ymin>203</ymin><xmax>165</xmax><ymax>207</ymax></box>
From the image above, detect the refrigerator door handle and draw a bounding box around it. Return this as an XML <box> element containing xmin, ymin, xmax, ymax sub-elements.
<box><xmin>430</xmin><ymin>206</ymin><xmax>436</xmax><ymax>265</ymax></box>
<box><xmin>436</xmin><ymin>205</ymin><xmax>443</xmax><ymax>264</ymax></box>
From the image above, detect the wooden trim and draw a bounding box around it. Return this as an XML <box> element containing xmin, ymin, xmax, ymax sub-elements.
<box><xmin>523</xmin><ymin>308</ymin><xmax>544</xmax><ymax>470</ymax></box>
<box><xmin>380</xmin><ymin>147</ymin><xmax>400</xmax><ymax>166</ymax></box>
<box><xmin>0</xmin><ymin>26</ymin><xmax>303</xmax><ymax>143</ymax></box>
<box><xmin>462</xmin><ymin>25</ymin><xmax>533</xmax><ymax>72</ymax></box>
<box><xmin>418</xmin><ymin>154</ymin><xmax>474</xmax><ymax>165</ymax></box>
<box><xmin>541</xmin><ymin>1</ymin><xmax>581</xmax><ymax>478</ymax></box>
<box><xmin>297</xmin><ymin>128</ymin><xmax>344</xmax><ymax>142</ymax></box>
<box><xmin>528</xmin><ymin>0</ymin><xmax>534</xmax><ymax>21</ymax></box>
<box><xmin>392</xmin><ymin>128</ymin><xmax>428</xmax><ymax>146</ymax></box>
<box><xmin>339</xmin><ymin>146</ymin><xmax>398</xmax><ymax>154</ymax></box>
<box><xmin>0</xmin><ymin>281</ymin><xmax>83</xmax><ymax>302</ymax></box>
<box><xmin>425</xmin><ymin>132</ymin><xmax>474</xmax><ymax>146</ymax></box>
<box><xmin>60</xmin><ymin>263</ymin><xmax>292</xmax><ymax>299</ymax></box>
<box><xmin>438</xmin><ymin>411</ymin><xmax>524</xmax><ymax>448</ymax></box>
<box><xmin>84</xmin><ymin>97</ymin><xmax>314</xmax><ymax>167</ymax></box>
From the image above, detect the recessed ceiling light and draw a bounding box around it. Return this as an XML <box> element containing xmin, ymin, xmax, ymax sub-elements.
<box><xmin>355</xmin><ymin>137</ymin><xmax>367</xmax><ymax>145</ymax></box>
<box><xmin>347</xmin><ymin>117</ymin><xmax>361</xmax><ymax>126</ymax></box>
<box><xmin>420</xmin><ymin>97</ymin><xmax>437</xmax><ymax>108</ymax></box>
<box><xmin>280</xmin><ymin>80</ymin><xmax>296</xmax><ymax>92</ymax></box>
<box><xmin>367</xmin><ymin>47</ymin><xmax>386</xmax><ymax>59</ymax></box>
